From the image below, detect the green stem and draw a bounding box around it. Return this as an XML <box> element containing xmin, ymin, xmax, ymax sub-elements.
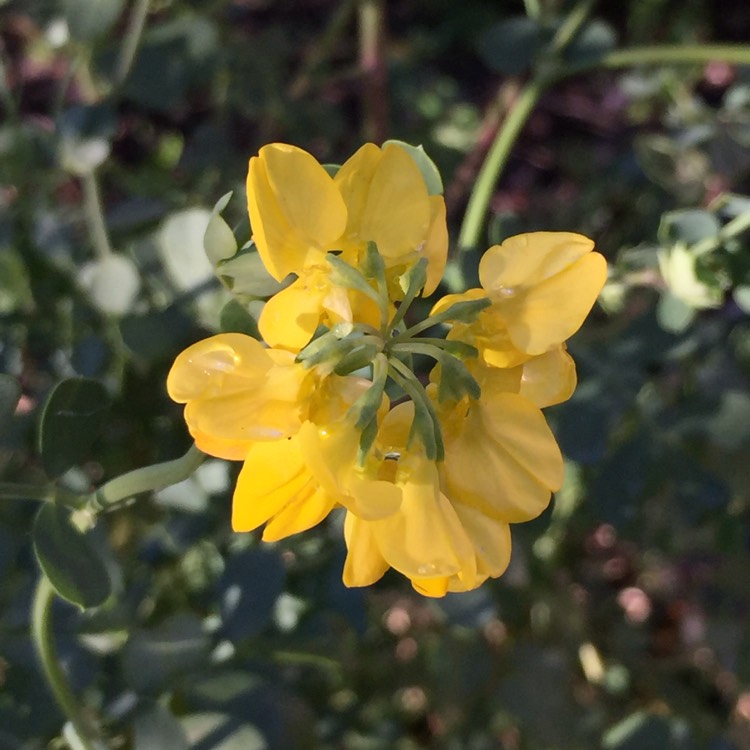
<box><xmin>458</xmin><ymin>42</ymin><xmax>750</xmax><ymax>253</ymax></box>
<box><xmin>457</xmin><ymin>79</ymin><xmax>546</xmax><ymax>250</ymax></box>
<box><xmin>0</xmin><ymin>482</ymin><xmax>55</xmax><ymax>503</ymax></box>
<box><xmin>692</xmin><ymin>210</ymin><xmax>750</xmax><ymax>256</ymax></box>
<box><xmin>91</xmin><ymin>443</ymin><xmax>205</xmax><ymax>511</ymax></box>
<box><xmin>81</xmin><ymin>171</ymin><xmax>113</xmax><ymax>260</ymax></box>
<box><xmin>522</xmin><ymin>0</ymin><xmax>541</xmax><ymax>21</ymax></box>
<box><xmin>113</xmin><ymin>0</ymin><xmax>151</xmax><ymax>89</ymax></box>
<box><xmin>32</xmin><ymin>576</ymin><xmax>102</xmax><ymax>750</ymax></box>
<box><xmin>548</xmin><ymin>0</ymin><xmax>596</xmax><ymax>56</ymax></box>
<box><xmin>568</xmin><ymin>44</ymin><xmax>750</xmax><ymax>77</ymax></box>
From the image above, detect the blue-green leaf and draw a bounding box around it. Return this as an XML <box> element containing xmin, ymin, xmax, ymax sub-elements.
<box><xmin>33</xmin><ymin>504</ymin><xmax>112</xmax><ymax>609</ymax></box>
<box><xmin>38</xmin><ymin>378</ymin><xmax>110</xmax><ymax>478</ymax></box>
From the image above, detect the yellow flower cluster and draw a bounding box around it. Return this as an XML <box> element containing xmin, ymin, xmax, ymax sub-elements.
<box><xmin>167</xmin><ymin>142</ymin><xmax>607</xmax><ymax>596</ymax></box>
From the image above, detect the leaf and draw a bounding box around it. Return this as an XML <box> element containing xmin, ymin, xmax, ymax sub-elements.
<box><xmin>157</xmin><ymin>208</ymin><xmax>215</xmax><ymax>292</ymax></box>
<box><xmin>133</xmin><ymin>706</ymin><xmax>189</xmax><ymax>750</ymax></box>
<box><xmin>477</xmin><ymin>16</ymin><xmax>543</xmax><ymax>76</ymax></box>
<box><xmin>564</xmin><ymin>19</ymin><xmax>618</xmax><ymax>65</ymax></box>
<box><xmin>204</xmin><ymin>192</ymin><xmax>238</xmax><ymax>265</ymax></box>
<box><xmin>38</xmin><ymin>378</ymin><xmax>110</xmax><ymax>478</ymax></box>
<box><xmin>60</xmin><ymin>0</ymin><xmax>125</xmax><ymax>42</ymax></box>
<box><xmin>382</xmin><ymin>140</ymin><xmax>443</xmax><ymax>195</ymax></box>
<box><xmin>658</xmin><ymin>208</ymin><xmax>720</xmax><ymax>247</ymax></box>
<box><xmin>656</xmin><ymin>292</ymin><xmax>695</xmax><ymax>333</ymax></box>
<box><xmin>0</xmin><ymin>374</ymin><xmax>20</xmax><ymax>430</ymax></box>
<box><xmin>123</xmin><ymin>614</ymin><xmax>210</xmax><ymax>693</ymax></box>
<box><xmin>733</xmin><ymin>285</ymin><xmax>750</xmax><ymax>313</ymax></box>
<box><xmin>218</xmin><ymin>548</ymin><xmax>286</xmax><ymax>642</ymax></box>
<box><xmin>219</xmin><ymin>299</ymin><xmax>261</xmax><ymax>338</ymax></box>
<box><xmin>78</xmin><ymin>254</ymin><xmax>141</xmax><ymax>316</ymax></box>
<box><xmin>180</xmin><ymin>713</ymin><xmax>266</xmax><ymax>750</ymax></box>
<box><xmin>217</xmin><ymin>250</ymin><xmax>286</xmax><ymax>297</ymax></box>
<box><xmin>33</xmin><ymin>504</ymin><xmax>112</xmax><ymax>609</ymax></box>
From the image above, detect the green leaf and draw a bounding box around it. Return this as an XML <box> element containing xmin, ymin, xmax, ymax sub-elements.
<box><xmin>382</xmin><ymin>140</ymin><xmax>443</xmax><ymax>195</ymax></box>
<box><xmin>0</xmin><ymin>374</ymin><xmax>20</xmax><ymax>430</ymax></box>
<box><xmin>733</xmin><ymin>285</ymin><xmax>750</xmax><ymax>313</ymax></box>
<box><xmin>218</xmin><ymin>249</ymin><xmax>285</xmax><ymax>297</ymax></box>
<box><xmin>33</xmin><ymin>504</ymin><xmax>112</xmax><ymax>609</ymax></box>
<box><xmin>78</xmin><ymin>254</ymin><xmax>141</xmax><ymax>316</ymax></box>
<box><xmin>477</xmin><ymin>16</ymin><xmax>543</xmax><ymax>76</ymax></box>
<box><xmin>60</xmin><ymin>0</ymin><xmax>125</xmax><ymax>42</ymax></box>
<box><xmin>219</xmin><ymin>298</ymin><xmax>261</xmax><ymax>338</ymax></box>
<box><xmin>658</xmin><ymin>208</ymin><xmax>720</xmax><ymax>247</ymax></box>
<box><xmin>157</xmin><ymin>208</ymin><xmax>215</xmax><ymax>292</ymax></box>
<box><xmin>38</xmin><ymin>378</ymin><xmax>110</xmax><ymax>478</ymax></box>
<box><xmin>180</xmin><ymin>714</ymin><xmax>266</xmax><ymax>750</ymax></box>
<box><xmin>564</xmin><ymin>19</ymin><xmax>618</xmax><ymax>65</ymax></box>
<box><xmin>123</xmin><ymin>614</ymin><xmax>210</xmax><ymax>693</ymax></box>
<box><xmin>656</xmin><ymin>292</ymin><xmax>695</xmax><ymax>333</ymax></box>
<box><xmin>133</xmin><ymin>706</ymin><xmax>189</xmax><ymax>750</ymax></box>
<box><xmin>204</xmin><ymin>192</ymin><xmax>237</xmax><ymax>265</ymax></box>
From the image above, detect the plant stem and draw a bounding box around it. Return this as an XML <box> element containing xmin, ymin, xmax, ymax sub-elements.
<box><xmin>81</xmin><ymin>171</ymin><xmax>113</xmax><ymax>260</ymax></box>
<box><xmin>458</xmin><ymin>42</ymin><xmax>750</xmax><ymax>252</ymax></box>
<box><xmin>0</xmin><ymin>482</ymin><xmax>55</xmax><ymax>503</ymax></box>
<box><xmin>32</xmin><ymin>576</ymin><xmax>101</xmax><ymax>750</ymax></box>
<box><xmin>113</xmin><ymin>0</ymin><xmax>151</xmax><ymax>89</ymax></box>
<box><xmin>457</xmin><ymin>79</ymin><xmax>546</xmax><ymax>250</ymax></box>
<box><xmin>91</xmin><ymin>443</ymin><xmax>205</xmax><ymax>510</ymax></box>
<box><xmin>567</xmin><ymin>43</ymin><xmax>750</xmax><ymax>77</ymax></box>
<box><xmin>522</xmin><ymin>0</ymin><xmax>542</xmax><ymax>21</ymax></box>
<box><xmin>548</xmin><ymin>0</ymin><xmax>596</xmax><ymax>56</ymax></box>
<box><xmin>692</xmin><ymin>210</ymin><xmax>750</xmax><ymax>256</ymax></box>
<box><xmin>358</xmin><ymin>0</ymin><xmax>388</xmax><ymax>142</ymax></box>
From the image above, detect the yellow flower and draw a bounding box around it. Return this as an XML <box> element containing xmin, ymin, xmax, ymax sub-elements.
<box><xmin>338</xmin><ymin>399</ymin><xmax>547</xmax><ymax>597</ymax></box>
<box><xmin>434</xmin><ymin>232</ymin><xmax>607</xmax><ymax>367</ymax></box>
<box><xmin>167</xmin><ymin>333</ymin><xmax>386</xmax><ymax>540</ymax></box>
<box><xmin>166</xmin><ymin>333</ymin><xmax>309</xmax><ymax>454</ymax></box>
<box><xmin>247</xmin><ymin>142</ymin><xmax>448</xmax><ymax>351</ymax></box>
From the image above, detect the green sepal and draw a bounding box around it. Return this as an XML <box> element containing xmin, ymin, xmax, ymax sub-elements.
<box><xmin>326</xmin><ymin>254</ymin><xmax>381</xmax><ymax>304</ymax></box>
<box><xmin>437</xmin><ymin>355</ymin><xmax>481</xmax><ymax>403</ymax></box>
<box><xmin>357</xmin><ymin>417</ymin><xmax>379</xmax><ymax>466</ymax></box>
<box><xmin>398</xmin><ymin>257</ymin><xmax>428</xmax><ymax>297</ymax></box>
<box><xmin>433</xmin><ymin>296</ymin><xmax>491</xmax><ymax>324</ymax></box>
<box><xmin>333</xmin><ymin>342</ymin><xmax>381</xmax><ymax>375</ymax></box>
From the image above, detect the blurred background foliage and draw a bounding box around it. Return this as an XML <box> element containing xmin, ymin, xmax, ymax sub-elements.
<box><xmin>2</xmin><ymin>0</ymin><xmax>750</xmax><ymax>748</ymax></box>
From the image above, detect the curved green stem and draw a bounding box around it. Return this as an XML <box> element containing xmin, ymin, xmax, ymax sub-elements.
<box><xmin>81</xmin><ymin>171</ymin><xmax>113</xmax><ymax>260</ymax></box>
<box><xmin>0</xmin><ymin>482</ymin><xmax>55</xmax><ymax>503</ymax></box>
<box><xmin>90</xmin><ymin>443</ymin><xmax>205</xmax><ymax>511</ymax></box>
<box><xmin>32</xmin><ymin>576</ymin><xmax>102</xmax><ymax>750</ymax></box>
<box><xmin>113</xmin><ymin>0</ymin><xmax>151</xmax><ymax>89</ymax></box>
<box><xmin>458</xmin><ymin>42</ymin><xmax>750</xmax><ymax>253</ymax></box>
<box><xmin>457</xmin><ymin>79</ymin><xmax>546</xmax><ymax>251</ymax></box>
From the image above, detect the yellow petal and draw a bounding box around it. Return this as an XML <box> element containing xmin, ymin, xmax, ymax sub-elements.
<box><xmin>190</xmin><ymin>427</ymin><xmax>252</xmax><ymax>461</ymax></box>
<box><xmin>422</xmin><ymin>196</ymin><xmax>448</xmax><ymax>296</ymax></box>
<box><xmin>259</xmin><ymin>275</ymin><xmax>325</xmax><ymax>351</ymax></box>
<box><xmin>335</xmin><ymin>143</ymin><xmax>383</xmax><ymax>237</ymax></box>
<box><xmin>453</xmin><ymin>504</ymin><xmax>512</xmax><ymax>578</ymax></box>
<box><xmin>411</xmin><ymin>576</ymin><xmax>450</xmax><ymax>597</ymax></box>
<box><xmin>430</xmin><ymin>288</ymin><xmax>487</xmax><ymax>316</ymax></box>
<box><xmin>371</xmin><ymin>460</ymin><xmax>475</xmax><ymax>580</ymax></box>
<box><xmin>503</xmin><ymin>252</ymin><xmax>607</xmax><ymax>354</ymax></box>
<box><xmin>519</xmin><ymin>346</ymin><xmax>577</xmax><ymax>407</ymax></box>
<box><xmin>343</xmin><ymin>512</ymin><xmax>390</xmax><ymax>587</ymax></box>
<box><xmin>247</xmin><ymin>144</ymin><xmax>347</xmax><ymax>280</ymax></box>
<box><xmin>357</xmin><ymin>144</ymin><xmax>431</xmax><ymax>260</ymax></box>
<box><xmin>443</xmin><ymin>392</ymin><xmax>563</xmax><ymax>523</ymax></box>
<box><xmin>167</xmin><ymin>333</ymin><xmax>272</xmax><ymax>403</ymax></box>
<box><xmin>232</xmin><ymin>436</ymin><xmax>310</xmax><ymax>532</ymax></box>
<box><xmin>262</xmin><ymin>484</ymin><xmax>336</xmax><ymax>541</ymax></box>
<box><xmin>478</xmin><ymin>232</ymin><xmax>595</xmax><ymax>291</ymax></box>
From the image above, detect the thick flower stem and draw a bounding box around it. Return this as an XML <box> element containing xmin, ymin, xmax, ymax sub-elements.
<box><xmin>32</xmin><ymin>576</ymin><xmax>103</xmax><ymax>750</ymax></box>
<box><xmin>90</xmin><ymin>443</ymin><xmax>205</xmax><ymax>511</ymax></box>
<box><xmin>81</xmin><ymin>170</ymin><xmax>113</xmax><ymax>261</ymax></box>
<box><xmin>113</xmin><ymin>0</ymin><xmax>151</xmax><ymax>90</ymax></box>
